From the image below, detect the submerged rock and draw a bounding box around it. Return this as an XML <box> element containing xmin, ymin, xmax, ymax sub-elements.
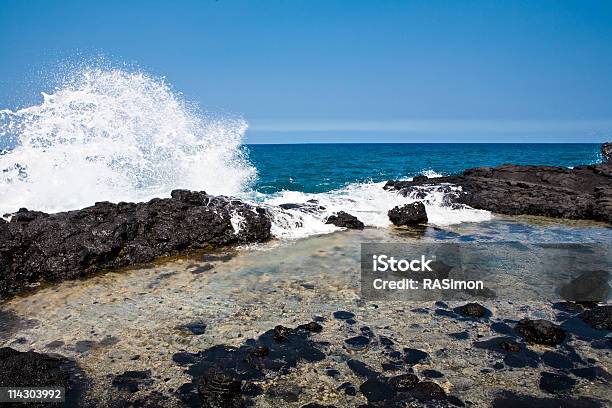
<box><xmin>389</xmin><ymin>373</ymin><xmax>420</xmax><ymax>391</ymax></box>
<box><xmin>455</xmin><ymin>302</ymin><xmax>489</xmax><ymax>318</ymax></box>
<box><xmin>0</xmin><ymin>190</ymin><xmax>271</xmax><ymax>299</ymax></box>
<box><xmin>385</xmin><ymin>156</ymin><xmax>612</xmax><ymax>223</ymax></box>
<box><xmin>411</xmin><ymin>381</ymin><xmax>446</xmax><ymax>401</ymax></box>
<box><xmin>388</xmin><ymin>202</ymin><xmax>428</xmax><ymax>226</ymax></box>
<box><xmin>112</xmin><ymin>370</ymin><xmax>153</xmax><ymax>393</ymax></box>
<box><xmin>197</xmin><ymin>369</ymin><xmax>243</xmax><ymax>408</ymax></box>
<box><xmin>173</xmin><ymin>322</ymin><xmax>326</xmax><ymax>406</ymax></box>
<box><xmin>325</xmin><ymin>211</ymin><xmax>365</xmax><ymax>230</ymax></box>
<box><xmin>515</xmin><ymin>319</ymin><xmax>567</xmax><ymax>346</ymax></box>
<box><xmin>579</xmin><ymin>305</ymin><xmax>612</xmax><ymax>331</ymax></box>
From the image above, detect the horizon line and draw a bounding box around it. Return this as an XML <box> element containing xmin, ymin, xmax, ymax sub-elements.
<box><xmin>248</xmin><ymin>118</ymin><xmax>612</xmax><ymax>134</ymax></box>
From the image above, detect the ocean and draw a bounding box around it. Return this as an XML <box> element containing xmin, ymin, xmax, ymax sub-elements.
<box><xmin>247</xmin><ymin>143</ymin><xmax>602</xmax><ymax>194</ymax></box>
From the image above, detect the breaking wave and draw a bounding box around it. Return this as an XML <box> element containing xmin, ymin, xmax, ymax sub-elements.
<box><xmin>0</xmin><ymin>66</ymin><xmax>255</xmax><ymax>215</ymax></box>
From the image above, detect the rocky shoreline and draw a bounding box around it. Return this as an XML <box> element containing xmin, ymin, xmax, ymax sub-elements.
<box><xmin>384</xmin><ymin>162</ymin><xmax>612</xmax><ymax>224</ymax></box>
<box><xmin>0</xmin><ymin>190</ymin><xmax>271</xmax><ymax>300</ymax></box>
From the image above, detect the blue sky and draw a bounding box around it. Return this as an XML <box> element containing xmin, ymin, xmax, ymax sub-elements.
<box><xmin>1</xmin><ymin>0</ymin><xmax>611</xmax><ymax>143</ymax></box>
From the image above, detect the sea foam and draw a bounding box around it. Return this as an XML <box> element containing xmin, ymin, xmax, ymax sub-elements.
<box><xmin>0</xmin><ymin>67</ymin><xmax>255</xmax><ymax>215</ymax></box>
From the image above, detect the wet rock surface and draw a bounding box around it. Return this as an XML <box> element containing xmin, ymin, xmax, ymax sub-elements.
<box><xmin>325</xmin><ymin>211</ymin><xmax>365</xmax><ymax>230</ymax></box>
<box><xmin>579</xmin><ymin>305</ymin><xmax>612</xmax><ymax>331</ymax></box>
<box><xmin>515</xmin><ymin>319</ymin><xmax>567</xmax><ymax>346</ymax></box>
<box><xmin>455</xmin><ymin>302</ymin><xmax>490</xmax><ymax>318</ymax></box>
<box><xmin>0</xmin><ymin>190</ymin><xmax>271</xmax><ymax>299</ymax></box>
<box><xmin>388</xmin><ymin>202</ymin><xmax>428</xmax><ymax>225</ymax></box>
<box><xmin>385</xmin><ymin>161</ymin><xmax>612</xmax><ymax>223</ymax></box>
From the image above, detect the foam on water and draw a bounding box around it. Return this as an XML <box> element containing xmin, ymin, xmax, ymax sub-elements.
<box><xmin>257</xmin><ymin>175</ymin><xmax>492</xmax><ymax>240</ymax></box>
<box><xmin>0</xmin><ymin>67</ymin><xmax>255</xmax><ymax>215</ymax></box>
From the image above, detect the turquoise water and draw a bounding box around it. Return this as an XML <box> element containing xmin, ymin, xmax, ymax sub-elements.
<box><xmin>246</xmin><ymin>143</ymin><xmax>602</xmax><ymax>194</ymax></box>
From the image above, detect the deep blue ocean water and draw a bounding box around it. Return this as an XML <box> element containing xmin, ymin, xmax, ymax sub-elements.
<box><xmin>246</xmin><ymin>143</ymin><xmax>603</xmax><ymax>194</ymax></box>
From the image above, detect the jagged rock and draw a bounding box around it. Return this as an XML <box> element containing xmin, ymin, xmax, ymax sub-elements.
<box><xmin>388</xmin><ymin>202</ymin><xmax>428</xmax><ymax>226</ymax></box>
<box><xmin>197</xmin><ymin>369</ymin><xmax>243</xmax><ymax>408</ymax></box>
<box><xmin>602</xmin><ymin>142</ymin><xmax>612</xmax><ymax>162</ymax></box>
<box><xmin>325</xmin><ymin>211</ymin><xmax>365</xmax><ymax>230</ymax></box>
<box><xmin>0</xmin><ymin>347</ymin><xmax>86</xmax><ymax>402</ymax></box>
<box><xmin>515</xmin><ymin>319</ymin><xmax>567</xmax><ymax>346</ymax></box>
<box><xmin>0</xmin><ymin>190</ymin><xmax>271</xmax><ymax>299</ymax></box>
<box><xmin>389</xmin><ymin>373</ymin><xmax>420</xmax><ymax>391</ymax></box>
<box><xmin>411</xmin><ymin>381</ymin><xmax>446</xmax><ymax>401</ymax></box>
<box><xmin>579</xmin><ymin>305</ymin><xmax>612</xmax><ymax>330</ymax></box>
<box><xmin>385</xmin><ymin>155</ymin><xmax>612</xmax><ymax>223</ymax></box>
<box><xmin>412</xmin><ymin>174</ymin><xmax>429</xmax><ymax>183</ymax></box>
<box><xmin>456</xmin><ymin>303</ymin><xmax>489</xmax><ymax>318</ymax></box>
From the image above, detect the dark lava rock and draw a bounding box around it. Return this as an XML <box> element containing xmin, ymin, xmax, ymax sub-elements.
<box><xmin>602</xmin><ymin>142</ymin><xmax>612</xmax><ymax>162</ymax></box>
<box><xmin>0</xmin><ymin>347</ymin><xmax>87</xmax><ymax>403</ymax></box>
<box><xmin>542</xmin><ymin>351</ymin><xmax>573</xmax><ymax>369</ymax></box>
<box><xmin>499</xmin><ymin>341</ymin><xmax>521</xmax><ymax>352</ymax></box>
<box><xmin>559</xmin><ymin>270</ymin><xmax>610</xmax><ymax>303</ymax></box>
<box><xmin>325</xmin><ymin>368</ymin><xmax>340</xmax><ymax>377</ymax></box>
<box><xmin>474</xmin><ymin>337</ymin><xmax>539</xmax><ymax>368</ymax></box>
<box><xmin>448</xmin><ymin>331</ymin><xmax>470</xmax><ymax>340</ymax></box>
<box><xmin>403</xmin><ymin>348</ymin><xmax>429</xmax><ymax>365</ymax></box>
<box><xmin>570</xmin><ymin>366</ymin><xmax>612</xmax><ymax>381</ymax></box>
<box><xmin>515</xmin><ymin>319</ymin><xmax>567</xmax><ymax>346</ymax></box>
<box><xmin>539</xmin><ymin>372</ymin><xmax>576</xmax><ymax>394</ymax></box>
<box><xmin>112</xmin><ymin>370</ymin><xmax>152</xmax><ymax>393</ymax></box>
<box><xmin>422</xmin><ymin>369</ymin><xmax>444</xmax><ymax>378</ymax></box>
<box><xmin>492</xmin><ymin>391</ymin><xmax>602</xmax><ymax>408</ymax></box>
<box><xmin>413</xmin><ymin>174</ymin><xmax>429</xmax><ymax>183</ymax></box>
<box><xmin>325</xmin><ymin>211</ymin><xmax>365</xmax><ymax>230</ymax></box>
<box><xmin>579</xmin><ymin>305</ymin><xmax>612</xmax><ymax>330</ymax></box>
<box><xmin>333</xmin><ymin>311</ymin><xmax>355</xmax><ymax>320</ymax></box>
<box><xmin>385</xmin><ymin>159</ymin><xmax>612</xmax><ymax>223</ymax></box>
<box><xmin>388</xmin><ymin>202</ymin><xmax>428</xmax><ymax>226</ymax></box>
<box><xmin>273</xmin><ymin>325</ymin><xmax>293</xmax><ymax>343</ymax></box>
<box><xmin>197</xmin><ymin>369</ymin><xmax>243</xmax><ymax>408</ymax></box>
<box><xmin>339</xmin><ymin>382</ymin><xmax>357</xmax><ymax>396</ymax></box>
<box><xmin>173</xmin><ymin>323</ymin><xmax>326</xmax><ymax>406</ymax></box>
<box><xmin>411</xmin><ymin>381</ymin><xmax>446</xmax><ymax>402</ymax></box>
<box><xmin>344</xmin><ymin>336</ymin><xmax>370</xmax><ymax>351</ymax></box>
<box><xmin>0</xmin><ymin>190</ymin><xmax>271</xmax><ymax>299</ymax></box>
<box><xmin>298</xmin><ymin>321</ymin><xmax>323</xmax><ymax>333</ymax></box>
<box><xmin>359</xmin><ymin>378</ymin><xmax>395</xmax><ymax>403</ymax></box>
<box><xmin>346</xmin><ymin>359</ymin><xmax>379</xmax><ymax>380</ymax></box>
<box><xmin>455</xmin><ymin>302</ymin><xmax>489</xmax><ymax>318</ymax></box>
<box><xmin>389</xmin><ymin>373</ymin><xmax>419</xmax><ymax>391</ymax></box>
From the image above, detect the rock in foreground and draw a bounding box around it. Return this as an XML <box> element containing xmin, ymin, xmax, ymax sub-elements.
<box><xmin>579</xmin><ymin>305</ymin><xmax>612</xmax><ymax>331</ymax></box>
<box><xmin>388</xmin><ymin>202</ymin><xmax>428</xmax><ymax>226</ymax></box>
<box><xmin>515</xmin><ymin>319</ymin><xmax>567</xmax><ymax>346</ymax></box>
<box><xmin>385</xmin><ymin>161</ymin><xmax>612</xmax><ymax>223</ymax></box>
<box><xmin>0</xmin><ymin>347</ymin><xmax>87</xmax><ymax>402</ymax></box>
<box><xmin>0</xmin><ymin>190</ymin><xmax>271</xmax><ymax>299</ymax></box>
<box><xmin>325</xmin><ymin>211</ymin><xmax>365</xmax><ymax>230</ymax></box>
